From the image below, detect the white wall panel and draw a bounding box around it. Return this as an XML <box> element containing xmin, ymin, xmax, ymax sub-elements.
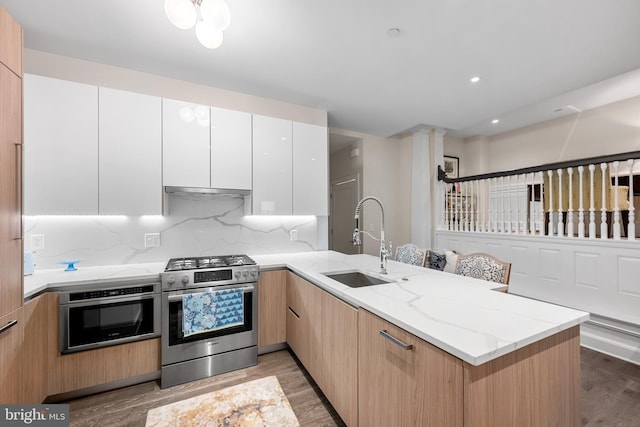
<box><xmin>539</xmin><ymin>249</ymin><xmax>561</xmax><ymax>282</ymax></box>
<box><xmin>575</xmin><ymin>252</ymin><xmax>599</xmax><ymax>289</ymax></box>
<box><xmin>618</xmin><ymin>256</ymin><xmax>640</xmax><ymax>297</ymax></box>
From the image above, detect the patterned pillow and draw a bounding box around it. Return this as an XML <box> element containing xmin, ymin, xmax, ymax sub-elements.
<box><xmin>427</xmin><ymin>250</ymin><xmax>447</xmax><ymax>271</ymax></box>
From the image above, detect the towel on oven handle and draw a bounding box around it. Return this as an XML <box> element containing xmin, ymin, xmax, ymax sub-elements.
<box><xmin>182</xmin><ymin>288</ymin><xmax>244</xmax><ymax>337</ymax></box>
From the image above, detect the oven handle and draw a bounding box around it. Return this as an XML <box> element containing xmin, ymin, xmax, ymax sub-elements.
<box><xmin>167</xmin><ymin>284</ymin><xmax>255</xmax><ymax>301</ymax></box>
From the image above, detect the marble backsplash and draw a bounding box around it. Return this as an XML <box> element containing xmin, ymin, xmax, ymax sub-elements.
<box><xmin>24</xmin><ymin>194</ymin><xmax>322</xmax><ymax>271</ymax></box>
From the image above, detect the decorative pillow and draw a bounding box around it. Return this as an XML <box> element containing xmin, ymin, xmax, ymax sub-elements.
<box><xmin>395</xmin><ymin>245</ymin><xmax>427</xmax><ymax>266</ymax></box>
<box><xmin>443</xmin><ymin>250</ymin><xmax>458</xmax><ymax>274</ymax></box>
<box><xmin>455</xmin><ymin>255</ymin><xmax>508</xmax><ymax>283</ymax></box>
<box><xmin>427</xmin><ymin>250</ymin><xmax>447</xmax><ymax>271</ymax></box>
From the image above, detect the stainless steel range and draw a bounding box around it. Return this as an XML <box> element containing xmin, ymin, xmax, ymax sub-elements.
<box><xmin>160</xmin><ymin>255</ymin><xmax>259</xmax><ymax>388</ymax></box>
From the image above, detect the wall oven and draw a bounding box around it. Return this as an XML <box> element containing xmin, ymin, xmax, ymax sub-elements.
<box><xmin>59</xmin><ymin>278</ymin><xmax>161</xmax><ymax>354</ymax></box>
<box><xmin>160</xmin><ymin>255</ymin><xmax>258</xmax><ymax>388</ymax></box>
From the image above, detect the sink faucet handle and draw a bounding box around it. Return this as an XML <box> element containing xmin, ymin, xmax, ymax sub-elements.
<box><xmin>387</xmin><ymin>241</ymin><xmax>392</xmax><ymax>258</ymax></box>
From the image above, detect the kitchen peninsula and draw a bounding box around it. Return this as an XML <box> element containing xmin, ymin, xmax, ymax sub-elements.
<box><xmin>24</xmin><ymin>250</ymin><xmax>588</xmax><ymax>426</ymax></box>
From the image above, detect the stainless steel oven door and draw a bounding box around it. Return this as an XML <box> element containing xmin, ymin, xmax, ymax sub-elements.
<box><xmin>60</xmin><ymin>293</ymin><xmax>161</xmax><ymax>354</ymax></box>
<box><xmin>161</xmin><ymin>282</ymin><xmax>257</xmax><ymax>366</ymax></box>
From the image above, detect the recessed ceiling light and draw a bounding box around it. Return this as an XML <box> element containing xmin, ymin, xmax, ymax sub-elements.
<box><xmin>470</xmin><ymin>76</ymin><xmax>480</xmax><ymax>83</ymax></box>
<box><xmin>491</xmin><ymin>119</ymin><xmax>500</xmax><ymax>124</ymax></box>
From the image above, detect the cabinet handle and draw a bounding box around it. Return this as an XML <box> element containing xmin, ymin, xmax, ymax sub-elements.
<box><xmin>13</xmin><ymin>143</ymin><xmax>22</xmax><ymax>240</ymax></box>
<box><xmin>0</xmin><ymin>320</ymin><xmax>18</xmax><ymax>335</ymax></box>
<box><xmin>379</xmin><ymin>330</ymin><xmax>413</xmax><ymax>350</ymax></box>
<box><xmin>288</xmin><ymin>307</ymin><xmax>300</xmax><ymax>319</ymax></box>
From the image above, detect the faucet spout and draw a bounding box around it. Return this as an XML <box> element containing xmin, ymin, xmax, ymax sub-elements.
<box><xmin>353</xmin><ymin>196</ymin><xmax>389</xmax><ymax>274</ymax></box>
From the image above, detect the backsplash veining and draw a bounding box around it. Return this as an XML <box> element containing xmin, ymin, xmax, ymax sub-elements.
<box><xmin>24</xmin><ymin>194</ymin><xmax>321</xmax><ymax>270</ymax></box>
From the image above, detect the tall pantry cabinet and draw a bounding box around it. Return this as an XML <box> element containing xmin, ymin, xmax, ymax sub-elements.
<box><xmin>0</xmin><ymin>6</ymin><xmax>23</xmax><ymax>403</ymax></box>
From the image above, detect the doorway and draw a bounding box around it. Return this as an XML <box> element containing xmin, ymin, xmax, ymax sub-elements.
<box><xmin>330</xmin><ymin>174</ymin><xmax>362</xmax><ymax>254</ymax></box>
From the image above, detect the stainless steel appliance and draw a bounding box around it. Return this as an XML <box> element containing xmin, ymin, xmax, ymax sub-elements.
<box><xmin>59</xmin><ymin>278</ymin><xmax>161</xmax><ymax>354</ymax></box>
<box><xmin>160</xmin><ymin>255</ymin><xmax>259</xmax><ymax>388</ymax></box>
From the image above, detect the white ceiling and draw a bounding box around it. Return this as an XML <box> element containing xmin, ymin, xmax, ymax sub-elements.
<box><xmin>2</xmin><ymin>0</ymin><xmax>640</xmax><ymax>139</ymax></box>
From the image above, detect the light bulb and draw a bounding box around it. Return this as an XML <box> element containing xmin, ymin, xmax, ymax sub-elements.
<box><xmin>164</xmin><ymin>0</ymin><xmax>196</xmax><ymax>30</ymax></box>
<box><xmin>179</xmin><ymin>106</ymin><xmax>195</xmax><ymax>123</ymax></box>
<box><xmin>195</xmin><ymin>105</ymin><xmax>210</xmax><ymax>127</ymax></box>
<box><xmin>199</xmin><ymin>0</ymin><xmax>231</xmax><ymax>32</ymax></box>
<box><xmin>195</xmin><ymin>21</ymin><xmax>224</xmax><ymax>49</ymax></box>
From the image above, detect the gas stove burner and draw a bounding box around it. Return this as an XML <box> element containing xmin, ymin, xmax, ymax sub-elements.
<box><xmin>164</xmin><ymin>255</ymin><xmax>256</xmax><ymax>271</ymax></box>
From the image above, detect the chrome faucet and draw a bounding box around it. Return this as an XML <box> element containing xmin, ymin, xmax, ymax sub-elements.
<box><xmin>353</xmin><ymin>196</ymin><xmax>391</xmax><ymax>274</ymax></box>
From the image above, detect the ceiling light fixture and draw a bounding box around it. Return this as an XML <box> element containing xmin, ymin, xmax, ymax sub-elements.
<box><xmin>164</xmin><ymin>0</ymin><xmax>230</xmax><ymax>49</ymax></box>
<box><xmin>491</xmin><ymin>119</ymin><xmax>500</xmax><ymax>124</ymax></box>
<box><xmin>470</xmin><ymin>76</ymin><xmax>480</xmax><ymax>83</ymax></box>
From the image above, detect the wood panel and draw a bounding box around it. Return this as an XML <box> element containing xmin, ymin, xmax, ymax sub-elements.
<box><xmin>463</xmin><ymin>326</ymin><xmax>581</xmax><ymax>427</ymax></box>
<box><xmin>46</xmin><ymin>293</ymin><xmax>161</xmax><ymax>396</ymax></box>
<box><xmin>0</xmin><ymin>308</ymin><xmax>22</xmax><ymax>403</ymax></box>
<box><xmin>358</xmin><ymin>309</ymin><xmax>463</xmax><ymax>427</ymax></box>
<box><xmin>21</xmin><ymin>294</ymin><xmax>51</xmax><ymax>403</ymax></box>
<box><xmin>0</xmin><ymin>53</ymin><xmax>23</xmax><ymax>318</ymax></box>
<box><xmin>286</xmin><ymin>272</ymin><xmax>323</xmax><ymax>388</ymax></box>
<box><xmin>322</xmin><ymin>291</ymin><xmax>358</xmax><ymax>427</ymax></box>
<box><xmin>0</xmin><ymin>6</ymin><xmax>22</xmax><ymax>76</ymax></box>
<box><xmin>258</xmin><ymin>270</ymin><xmax>287</xmax><ymax>348</ymax></box>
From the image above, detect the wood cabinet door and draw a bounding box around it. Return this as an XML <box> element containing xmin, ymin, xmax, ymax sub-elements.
<box><xmin>292</xmin><ymin>122</ymin><xmax>328</xmax><ymax>215</ymax></box>
<box><xmin>99</xmin><ymin>87</ymin><xmax>162</xmax><ymax>215</ymax></box>
<box><xmin>23</xmin><ymin>74</ymin><xmax>99</xmax><ymax>214</ymax></box>
<box><xmin>162</xmin><ymin>98</ymin><xmax>210</xmax><ymax>188</ymax></box>
<box><xmin>21</xmin><ymin>294</ymin><xmax>49</xmax><ymax>403</ymax></box>
<box><xmin>322</xmin><ymin>291</ymin><xmax>358</xmax><ymax>427</ymax></box>
<box><xmin>0</xmin><ymin>6</ymin><xmax>22</xmax><ymax>76</ymax></box>
<box><xmin>0</xmin><ymin>63</ymin><xmax>22</xmax><ymax>317</ymax></box>
<box><xmin>211</xmin><ymin>107</ymin><xmax>252</xmax><ymax>190</ymax></box>
<box><xmin>252</xmin><ymin>115</ymin><xmax>292</xmax><ymax>214</ymax></box>
<box><xmin>358</xmin><ymin>309</ymin><xmax>463</xmax><ymax>427</ymax></box>
<box><xmin>286</xmin><ymin>273</ymin><xmax>323</xmax><ymax>384</ymax></box>
<box><xmin>0</xmin><ymin>308</ymin><xmax>22</xmax><ymax>403</ymax></box>
<box><xmin>257</xmin><ymin>270</ymin><xmax>287</xmax><ymax>348</ymax></box>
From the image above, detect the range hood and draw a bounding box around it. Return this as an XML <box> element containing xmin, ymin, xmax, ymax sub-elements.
<box><xmin>164</xmin><ymin>186</ymin><xmax>251</xmax><ymax>196</ymax></box>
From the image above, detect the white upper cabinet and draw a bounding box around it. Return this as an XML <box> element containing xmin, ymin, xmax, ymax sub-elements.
<box><xmin>24</xmin><ymin>74</ymin><xmax>99</xmax><ymax>215</ymax></box>
<box><xmin>252</xmin><ymin>115</ymin><xmax>293</xmax><ymax>215</ymax></box>
<box><xmin>162</xmin><ymin>98</ymin><xmax>210</xmax><ymax>188</ymax></box>
<box><xmin>211</xmin><ymin>107</ymin><xmax>252</xmax><ymax>190</ymax></box>
<box><xmin>292</xmin><ymin>122</ymin><xmax>328</xmax><ymax>216</ymax></box>
<box><xmin>99</xmin><ymin>88</ymin><xmax>162</xmax><ymax>215</ymax></box>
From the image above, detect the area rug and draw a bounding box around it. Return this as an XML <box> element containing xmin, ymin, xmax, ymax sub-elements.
<box><xmin>145</xmin><ymin>376</ymin><xmax>299</xmax><ymax>427</ymax></box>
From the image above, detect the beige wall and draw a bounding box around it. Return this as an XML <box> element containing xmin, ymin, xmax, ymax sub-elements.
<box><xmin>329</xmin><ymin>129</ymin><xmax>411</xmax><ymax>256</ymax></box>
<box><xmin>485</xmin><ymin>95</ymin><xmax>640</xmax><ymax>173</ymax></box>
<box><xmin>24</xmin><ymin>49</ymin><xmax>326</xmax><ymax>126</ymax></box>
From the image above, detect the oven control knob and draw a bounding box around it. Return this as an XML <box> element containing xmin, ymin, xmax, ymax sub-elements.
<box><xmin>166</xmin><ymin>275</ymin><xmax>175</xmax><ymax>285</ymax></box>
<box><xmin>234</xmin><ymin>271</ymin><xmax>241</xmax><ymax>279</ymax></box>
<box><xmin>242</xmin><ymin>271</ymin><xmax>248</xmax><ymax>278</ymax></box>
<box><xmin>181</xmin><ymin>275</ymin><xmax>190</xmax><ymax>284</ymax></box>
<box><xmin>250</xmin><ymin>270</ymin><xmax>258</xmax><ymax>277</ymax></box>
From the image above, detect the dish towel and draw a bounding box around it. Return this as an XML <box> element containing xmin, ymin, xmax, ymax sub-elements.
<box><xmin>182</xmin><ymin>288</ymin><xmax>244</xmax><ymax>337</ymax></box>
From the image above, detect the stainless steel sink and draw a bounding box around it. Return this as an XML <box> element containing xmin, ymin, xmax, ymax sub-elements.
<box><xmin>323</xmin><ymin>271</ymin><xmax>392</xmax><ymax>288</ymax></box>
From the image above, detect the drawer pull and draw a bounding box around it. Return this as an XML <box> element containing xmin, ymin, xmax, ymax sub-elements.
<box><xmin>0</xmin><ymin>320</ymin><xmax>18</xmax><ymax>335</ymax></box>
<box><xmin>288</xmin><ymin>307</ymin><xmax>300</xmax><ymax>319</ymax></box>
<box><xmin>379</xmin><ymin>329</ymin><xmax>412</xmax><ymax>350</ymax></box>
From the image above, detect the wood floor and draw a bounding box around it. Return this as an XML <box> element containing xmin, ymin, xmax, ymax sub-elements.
<box><xmin>65</xmin><ymin>347</ymin><xmax>640</xmax><ymax>427</ymax></box>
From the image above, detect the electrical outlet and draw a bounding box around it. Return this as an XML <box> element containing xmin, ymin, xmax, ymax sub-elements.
<box><xmin>290</xmin><ymin>230</ymin><xmax>298</xmax><ymax>241</ymax></box>
<box><xmin>31</xmin><ymin>234</ymin><xmax>45</xmax><ymax>251</ymax></box>
<box><xmin>144</xmin><ymin>233</ymin><xmax>161</xmax><ymax>248</ymax></box>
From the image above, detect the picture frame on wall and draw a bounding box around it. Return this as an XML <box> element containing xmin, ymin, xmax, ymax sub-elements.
<box><xmin>443</xmin><ymin>156</ymin><xmax>459</xmax><ymax>179</ymax></box>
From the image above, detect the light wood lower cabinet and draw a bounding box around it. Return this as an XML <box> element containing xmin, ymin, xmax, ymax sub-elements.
<box><xmin>286</xmin><ymin>272</ymin><xmax>324</xmax><ymax>386</ymax></box>
<box><xmin>463</xmin><ymin>326</ymin><xmax>581</xmax><ymax>427</ymax></box>
<box><xmin>258</xmin><ymin>270</ymin><xmax>287</xmax><ymax>348</ymax></box>
<box><xmin>287</xmin><ymin>273</ymin><xmax>358</xmax><ymax>426</ymax></box>
<box><xmin>358</xmin><ymin>309</ymin><xmax>464</xmax><ymax>427</ymax></box>
<box><xmin>21</xmin><ymin>294</ymin><xmax>50</xmax><ymax>403</ymax></box>
<box><xmin>0</xmin><ymin>307</ymin><xmax>22</xmax><ymax>403</ymax></box>
<box><xmin>322</xmin><ymin>290</ymin><xmax>358</xmax><ymax>427</ymax></box>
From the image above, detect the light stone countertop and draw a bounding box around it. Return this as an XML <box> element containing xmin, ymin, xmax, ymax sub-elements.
<box><xmin>23</xmin><ymin>250</ymin><xmax>589</xmax><ymax>366</ymax></box>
